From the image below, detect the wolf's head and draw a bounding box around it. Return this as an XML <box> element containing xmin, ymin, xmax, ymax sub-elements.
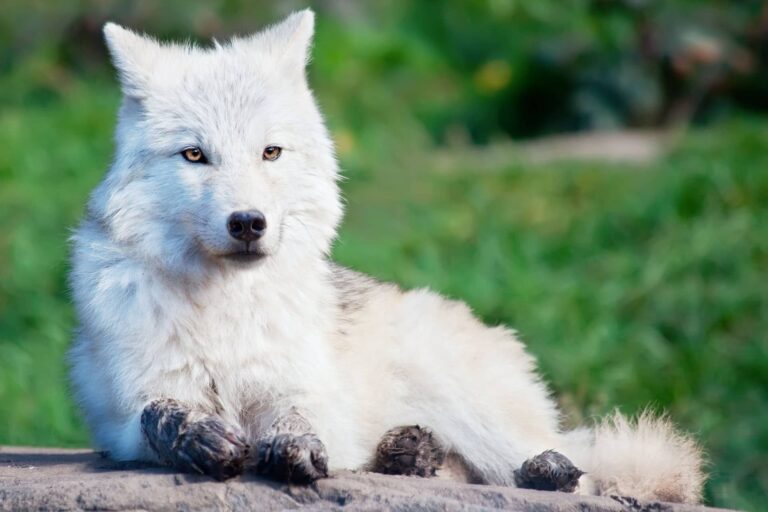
<box><xmin>90</xmin><ymin>10</ymin><xmax>342</xmax><ymax>274</ymax></box>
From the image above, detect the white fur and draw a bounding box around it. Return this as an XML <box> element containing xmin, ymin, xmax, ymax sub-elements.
<box><xmin>69</xmin><ymin>10</ymin><xmax>704</xmax><ymax>503</ymax></box>
<box><xmin>564</xmin><ymin>412</ymin><xmax>705</xmax><ymax>503</ymax></box>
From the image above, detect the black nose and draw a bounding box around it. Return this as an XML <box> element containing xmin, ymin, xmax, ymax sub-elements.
<box><xmin>227</xmin><ymin>210</ymin><xmax>267</xmax><ymax>241</ymax></box>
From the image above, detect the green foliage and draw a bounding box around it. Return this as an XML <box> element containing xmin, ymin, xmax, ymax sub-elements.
<box><xmin>0</xmin><ymin>79</ymin><xmax>116</xmax><ymax>448</ymax></box>
<box><xmin>2</xmin><ymin>1</ymin><xmax>767</xmax><ymax>142</ymax></box>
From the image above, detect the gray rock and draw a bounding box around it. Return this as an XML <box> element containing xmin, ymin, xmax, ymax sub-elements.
<box><xmin>0</xmin><ymin>447</ymin><xmax>734</xmax><ymax>511</ymax></box>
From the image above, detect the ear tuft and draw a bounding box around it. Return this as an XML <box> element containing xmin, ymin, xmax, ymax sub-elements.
<box><xmin>103</xmin><ymin>22</ymin><xmax>134</xmax><ymax>49</ymax></box>
<box><xmin>264</xmin><ymin>9</ymin><xmax>316</xmax><ymax>71</ymax></box>
<box><xmin>285</xmin><ymin>8</ymin><xmax>315</xmax><ymax>55</ymax></box>
<box><xmin>103</xmin><ymin>22</ymin><xmax>160</xmax><ymax>97</ymax></box>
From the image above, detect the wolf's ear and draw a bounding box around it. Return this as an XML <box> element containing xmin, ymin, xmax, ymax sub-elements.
<box><xmin>259</xmin><ymin>9</ymin><xmax>315</xmax><ymax>75</ymax></box>
<box><xmin>103</xmin><ymin>23</ymin><xmax>162</xmax><ymax>97</ymax></box>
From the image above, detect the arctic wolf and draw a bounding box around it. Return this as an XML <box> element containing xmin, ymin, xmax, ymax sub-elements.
<box><xmin>69</xmin><ymin>9</ymin><xmax>704</xmax><ymax>502</ymax></box>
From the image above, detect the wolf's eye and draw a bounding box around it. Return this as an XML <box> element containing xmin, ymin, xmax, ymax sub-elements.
<box><xmin>262</xmin><ymin>146</ymin><xmax>282</xmax><ymax>161</ymax></box>
<box><xmin>181</xmin><ymin>147</ymin><xmax>208</xmax><ymax>164</ymax></box>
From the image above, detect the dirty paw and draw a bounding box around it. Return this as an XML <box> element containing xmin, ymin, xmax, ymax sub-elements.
<box><xmin>141</xmin><ymin>399</ymin><xmax>248</xmax><ymax>481</ymax></box>
<box><xmin>255</xmin><ymin>433</ymin><xmax>329</xmax><ymax>484</ymax></box>
<box><xmin>173</xmin><ymin>416</ymin><xmax>249</xmax><ymax>481</ymax></box>
<box><xmin>514</xmin><ymin>449</ymin><xmax>584</xmax><ymax>492</ymax></box>
<box><xmin>371</xmin><ymin>425</ymin><xmax>445</xmax><ymax>477</ymax></box>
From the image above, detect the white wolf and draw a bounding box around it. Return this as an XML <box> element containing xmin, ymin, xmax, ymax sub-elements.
<box><xmin>69</xmin><ymin>9</ymin><xmax>704</xmax><ymax>503</ymax></box>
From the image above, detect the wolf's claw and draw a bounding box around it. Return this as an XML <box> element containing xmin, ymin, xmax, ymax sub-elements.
<box><xmin>371</xmin><ymin>425</ymin><xmax>445</xmax><ymax>477</ymax></box>
<box><xmin>254</xmin><ymin>432</ymin><xmax>328</xmax><ymax>484</ymax></box>
<box><xmin>141</xmin><ymin>398</ymin><xmax>248</xmax><ymax>481</ymax></box>
<box><xmin>514</xmin><ymin>449</ymin><xmax>584</xmax><ymax>492</ymax></box>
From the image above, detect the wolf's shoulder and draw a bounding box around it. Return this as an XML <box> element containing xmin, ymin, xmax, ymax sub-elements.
<box><xmin>330</xmin><ymin>263</ymin><xmax>378</xmax><ymax>293</ymax></box>
<box><xmin>329</xmin><ymin>263</ymin><xmax>400</xmax><ymax>314</ymax></box>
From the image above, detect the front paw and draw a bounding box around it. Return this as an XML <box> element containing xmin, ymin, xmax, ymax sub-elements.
<box><xmin>173</xmin><ymin>415</ymin><xmax>249</xmax><ymax>481</ymax></box>
<box><xmin>255</xmin><ymin>433</ymin><xmax>329</xmax><ymax>484</ymax></box>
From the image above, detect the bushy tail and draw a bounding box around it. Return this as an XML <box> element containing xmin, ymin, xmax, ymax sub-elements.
<box><xmin>565</xmin><ymin>411</ymin><xmax>705</xmax><ymax>504</ymax></box>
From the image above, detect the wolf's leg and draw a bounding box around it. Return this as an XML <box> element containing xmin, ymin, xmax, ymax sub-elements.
<box><xmin>140</xmin><ymin>398</ymin><xmax>248</xmax><ymax>481</ymax></box>
<box><xmin>513</xmin><ymin>450</ymin><xmax>584</xmax><ymax>492</ymax></box>
<box><xmin>370</xmin><ymin>425</ymin><xmax>445</xmax><ymax>477</ymax></box>
<box><xmin>252</xmin><ymin>407</ymin><xmax>329</xmax><ymax>483</ymax></box>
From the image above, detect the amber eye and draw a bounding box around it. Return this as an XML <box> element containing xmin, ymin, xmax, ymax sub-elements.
<box><xmin>262</xmin><ymin>146</ymin><xmax>282</xmax><ymax>161</ymax></box>
<box><xmin>181</xmin><ymin>147</ymin><xmax>207</xmax><ymax>164</ymax></box>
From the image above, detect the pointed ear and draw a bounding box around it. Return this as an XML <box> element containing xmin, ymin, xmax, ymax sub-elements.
<box><xmin>262</xmin><ymin>9</ymin><xmax>315</xmax><ymax>73</ymax></box>
<box><xmin>103</xmin><ymin>23</ymin><xmax>162</xmax><ymax>97</ymax></box>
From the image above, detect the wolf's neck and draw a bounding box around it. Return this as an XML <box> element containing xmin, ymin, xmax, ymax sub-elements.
<box><xmin>75</xmin><ymin>218</ymin><xmax>340</xmax><ymax>358</ymax></box>
<box><xmin>165</xmin><ymin>250</ymin><xmax>333</xmax><ymax>307</ymax></box>
<box><xmin>116</xmin><ymin>249</ymin><xmax>338</xmax><ymax>362</ymax></box>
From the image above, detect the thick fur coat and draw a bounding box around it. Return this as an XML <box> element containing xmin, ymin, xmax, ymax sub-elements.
<box><xmin>69</xmin><ymin>10</ymin><xmax>704</xmax><ymax>503</ymax></box>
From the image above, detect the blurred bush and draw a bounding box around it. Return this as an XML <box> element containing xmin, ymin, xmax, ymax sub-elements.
<box><xmin>2</xmin><ymin>0</ymin><xmax>768</xmax><ymax>145</ymax></box>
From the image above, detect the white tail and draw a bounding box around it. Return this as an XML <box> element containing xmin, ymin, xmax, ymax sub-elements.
<box><xmin>567</xmin><ymin>411</ymin><xmax>705</xmax><ymax>503</ymax></box>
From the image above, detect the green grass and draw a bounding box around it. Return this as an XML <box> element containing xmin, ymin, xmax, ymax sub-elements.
<box><xmin>0</xmin><ymin>77</ymin><xmax>766</xmax><ymax>510</ymax></box>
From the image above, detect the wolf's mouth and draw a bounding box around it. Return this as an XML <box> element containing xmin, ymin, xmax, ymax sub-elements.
<box><xmin>223</xmin><ymin>251</ymin><xmax>266</xmax><ymax>260</ymax></box>
<box><xmin>221</xmin><ymin>242</ymin><xmax>268</xmax><ymax>263</ymax></box>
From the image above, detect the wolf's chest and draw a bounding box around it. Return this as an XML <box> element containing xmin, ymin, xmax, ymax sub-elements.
<box><xmin>160</xmin><ymin>284</ymin><xmax>334</xmax><ymax>405</ymax></box>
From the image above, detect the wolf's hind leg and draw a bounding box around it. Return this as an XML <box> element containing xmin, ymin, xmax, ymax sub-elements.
<box><xmin>370</xmin><ymin>425</ymin><xmax>445</xmax><ymax>477</ymax></box>
<box><xmin>141</xmin><ymin>398</ymin><xmax>248</xmax><ymax>481</ymax></box>
<box><xmin>514</xmin><ymin>449</ymin><xmax>584</xmax><ymax>493</ymax></box>
<box><xmin>252</xmin><ymin>408</ymin><xmax>329</xmax><ymax>484</ymax></box>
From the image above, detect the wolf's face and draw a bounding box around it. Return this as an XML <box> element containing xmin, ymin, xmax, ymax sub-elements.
<box><xmin>91</xmin><ymin>11</ymin><xmax>342</xmax><ymax>273</ymax></box>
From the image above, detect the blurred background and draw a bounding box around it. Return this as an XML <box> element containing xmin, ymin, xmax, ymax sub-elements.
<box><xmin>0</xmin><ymin>1</ymin><xmax>766</xmax><ymax>509</ymax></box>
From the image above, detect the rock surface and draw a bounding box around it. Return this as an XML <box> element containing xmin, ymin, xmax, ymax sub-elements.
<box><xmin>0</xmin><ymin>447</ymin><xmax>733</xmax><ymax>511</ymax></box>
